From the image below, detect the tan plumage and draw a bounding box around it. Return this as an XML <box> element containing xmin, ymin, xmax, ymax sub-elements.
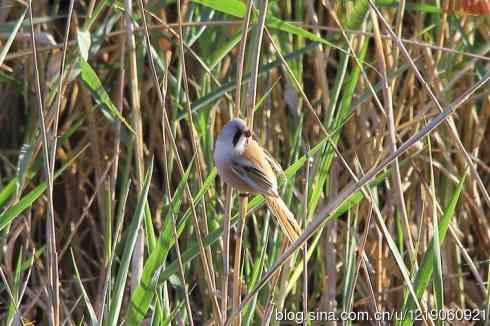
<box><xmin>265</xmin><ymin>197</ymin><xmax>301</xmax><ymax>242</ymax></box>
<box><xmin>214</xmin><ymin>118</ymin><xmax>302</xmax><ymax>242</ymax></box>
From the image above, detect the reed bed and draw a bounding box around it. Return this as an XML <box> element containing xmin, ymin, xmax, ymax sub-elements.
<box><xmin>0</xmin><ymin>0</ymin><xmax>489</xmax><ymax>325</ymax></box>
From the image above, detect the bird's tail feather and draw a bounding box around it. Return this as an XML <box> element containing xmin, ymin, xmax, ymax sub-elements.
<box><xmin>265</xmin><ymin>196</ymin><xmax>301</xmax><ymax>242</ymax></box>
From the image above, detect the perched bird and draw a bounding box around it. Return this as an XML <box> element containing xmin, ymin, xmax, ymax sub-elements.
<box><xmin>214</xmin><ymin>118</ymin><xmax>301</xmax><ymax>242</ymax></box>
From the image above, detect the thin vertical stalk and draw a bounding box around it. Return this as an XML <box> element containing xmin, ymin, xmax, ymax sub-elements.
<box><xmin>124</xmin><ymin>0</ymin><xmax>145</xmax><ymax>291</ymax></box>
<box><xmin>305</xmin><ymin>0</ymin><xmax>330</xmax><ymax>110</ymax></box>
<box><xmin>262</xmin><ymin>239</ymin><xmax>288</xmax><ymax>325</ymax></box>
<box><xmin>111</xmin><ymin>23</ymin><xmax>126</xmax><ymax>216</ymax></box>
<box><xmin>244</xmin><ymin>0</ymin><xmax>268</xmax><ymax>128</ymax></box>
<box><xmin>123</xmin><ymin>0</ymin><xmax>144</xmax><ymax>183</ymax></box>
<box><xmin>50</xmin><ymin>0</ymin><xmax>73</xmax><ymax>175</ymax></box>
<box><xmin>159</xmin><ymin>52</ymin><xmax>194</xmax><ymax>326</ymax></box>
<box><xmin>302</xmin><ymin>152</ymin><xmax>311</xmax><ymax>323</ymax></box>
<box><xmin>231</xmin><ymin>1</ymin><xmax>268</xmax><ymax>325</ymax></box>
<box><xmin>221</xmin><ymin>187</ymin><xmax>233</xmax><ymax>324</ymax></box>
<box><xmin>232</xmin><ymin>200</ymin><xmax>247</xmax><ymax>326</ymax></box>
<box><xmin>370</xmin><ymin>8</ymin><xmax>416</xmax><ymax>266</ymax></box>
<box><xmin>223</xmin><ymin>1</ymin><xmax>253</xmax><ymax>323</ymax></box>
<box><xmin>346</xmin><ymin>204</ymin><xmax>375</xmax><ymax>315</ymax></box>
<box><xmin>28</xmin><ymin>1</ymin><xmax>59</xmax><ymax>325</ymax></box>
<box><xmin>427</xmin><ymin>134</ymin><xmax>444</xmax><ymax>325</ymax></box>
<box><xmin>234</xmin><ymin>0</ymin><xmax>253</xmax><ymax>117</ymax></box>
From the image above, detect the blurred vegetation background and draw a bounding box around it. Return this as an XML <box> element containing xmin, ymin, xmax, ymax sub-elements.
<box><xmin>0</xmin><ymin>0</ymin><xmax>489</xmax><ymax>325</ymax></box>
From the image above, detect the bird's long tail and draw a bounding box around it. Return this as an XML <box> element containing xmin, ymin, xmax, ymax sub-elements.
<box><xmin>265</xmin><ymin>196</ymin><xmax>302</xmax><ymax>242</ymax></box>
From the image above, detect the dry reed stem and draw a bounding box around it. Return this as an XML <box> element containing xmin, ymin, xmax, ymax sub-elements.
<box><xmin>370</xmin><ymin>8</ymin><xmax>416</xmax><ymax>266</ymax></box>
<box><xmin>223</xmin><ymin>2</ymin><xmax>253</xmax><ymax>324</ymax></box>
<box><xmin>221</xmin><ymin>186</ymin><xmax>233</xmax><ymax>324</ymax></box>
<box><xmin>27</xmin><ymin>2</ymin><xmax>59</xmax><ymax>324</ymax></box>
<box><xmin>306</xmin><ymin>0</ymin><xmax>330</xmax><ymax>111</ymax></box>
<box><xmin>231</xmin><ymin>1</ymin><xmax>268</xmax><ymax>325</ymax></box>
<box><xmin>157</xmin><ymin>49</ymin><xmax>195</xmax><ymax>325</ymax></box>
<box><xmin>302</xmin><ymin>149</ymin><xmax>311</xmax><ymax>323</ymax></box>
<box><xmin>124</xmin><ymin>0</ymin><xmax>145</xmax><ymax>293</ymax></box>
<box><xmin>50</xmin><ymin>0</ymin><xmax>73</xmax><ymax>175</ymax></box>
<box><xmin>262</xmin><ymin>238</ymin><xmax>288</xmax><ymax>325</ymax></box>
<box><xmin>350</xmin><ymin>205</ymin><xmax>380</xmax><ymax>320</ymax></box>
<box><xmin>234</xmin><ymin>0</ymin><xmax>254</xmax><ymax>118</ymax></box>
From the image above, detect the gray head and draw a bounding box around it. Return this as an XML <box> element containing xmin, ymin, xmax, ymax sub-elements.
<box><xmin>214</xmin><ymin>118</ymin><xmax>252</xmax><ymax>165</ymax></box>
<box><xmin>216</xmin><ymin>118</ymin><xmax>252</xmax><ymax>147</ymax></box>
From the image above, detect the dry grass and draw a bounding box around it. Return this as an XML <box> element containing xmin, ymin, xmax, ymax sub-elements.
<box><xmin>0</xmin><ymin>0</ymin><xmax>489</xmax><ymax>325</ymax></box>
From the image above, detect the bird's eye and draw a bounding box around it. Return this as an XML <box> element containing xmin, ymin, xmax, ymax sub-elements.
<box><xmin>232</xmin><ymin>129</ymin><xmax>242</xmax><ymax>146</ymax></box>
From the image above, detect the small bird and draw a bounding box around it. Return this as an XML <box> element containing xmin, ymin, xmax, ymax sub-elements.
<box><xmin>214</xmin><ymin>117</ymin><xmax>301</xmax><ymax>242</ymax></box>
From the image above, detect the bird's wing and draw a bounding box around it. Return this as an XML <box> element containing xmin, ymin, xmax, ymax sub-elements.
<box><xmin>231</xmin><ymin>156</ymin><xmax>278</xmax><ymax>197</ymax></box>
<box><xmin>262</xmin><ymin>148</ymin><xmax>286</xmax><ymax>179</ymax></box>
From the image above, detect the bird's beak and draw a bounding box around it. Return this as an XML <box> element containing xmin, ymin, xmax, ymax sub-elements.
<box><xmin>243</xmin><ymin>128</ymin><xmax>252</xmax><ymax>138</ymax></box>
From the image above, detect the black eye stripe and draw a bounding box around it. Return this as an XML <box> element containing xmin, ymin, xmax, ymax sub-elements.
<box><xmin>232</xmin><ymin>129</ymin><xmax>242</xmax><ymax>146</ymax></box>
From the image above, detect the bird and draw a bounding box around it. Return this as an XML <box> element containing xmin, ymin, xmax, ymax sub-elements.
<box><xmin>213</xmin><ymin>117</ymin><xmax>301</xmax><ymax>242</ymax></box>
